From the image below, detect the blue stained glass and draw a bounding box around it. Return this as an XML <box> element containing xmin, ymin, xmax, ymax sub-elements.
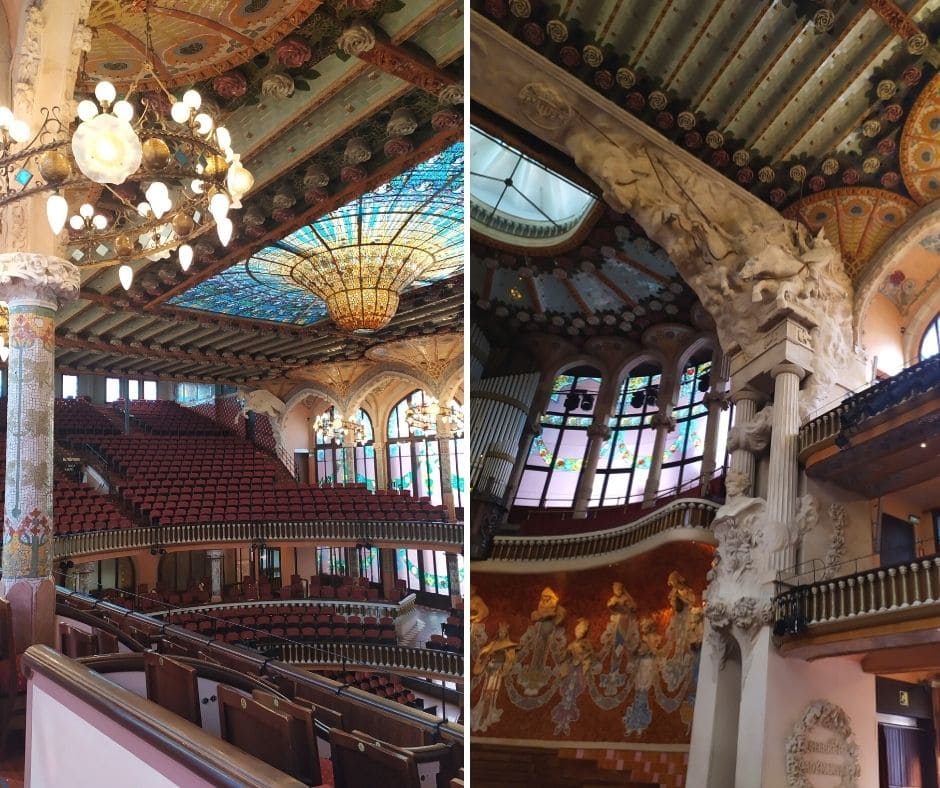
<box><xmin>15</xmin><ymin>169</ymin><xmax>32</xmax><ymax>186</ymax></box>
<box><xmin>168</xmin><ymin>143</ymin><xmax>464</xmax><ymax>325</ymax></box>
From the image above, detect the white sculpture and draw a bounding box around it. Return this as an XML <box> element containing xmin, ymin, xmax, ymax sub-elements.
<box><xmin>236</xmin><ymin>387</ymin><xmax>287</xmax><ymax>422</ymax></box>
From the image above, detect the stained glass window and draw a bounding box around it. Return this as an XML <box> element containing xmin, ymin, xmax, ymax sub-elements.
<box><xmin>515</xmin><ymin>369</ymin><xmax>602</xmax><ymax>507</ymax></box>
<box><xmin>387</xmin><ymin>390</ymin><xmax>444</xmax><ymax>506</ymax></box>
<box><xmin>920</xmin><ymin>313</ymin><xmax>940</xmax><ymax>361</ymax></box>
<box><xmin>353</xmin><ymin>408</ymin><xmax>377</xmax><ymax>491</ymax></box>
<box><xmin>395</xmin><ymin>548</ymin><xmax>461</xmax><ymax>598</ymax></box>
<box><xmin>591</xmin><ymin>363</ymin><xmax>662</xmax><ymax>506</ymax></box>
<box><xmin>168</xmin><ymin>143</ymin><xmax>463</xmax><ymax>325</ymax></box>
<box><xmin>659</xmin><ymin>356</ymin><xmax>712</xmax><ymax>495</ymax></box>
<box><xmin>470</xmin><ymin>126</ymin><xmax>596</xmax><ymax>247</ymax></box>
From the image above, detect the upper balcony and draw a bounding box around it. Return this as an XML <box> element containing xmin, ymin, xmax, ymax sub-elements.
<box><xmin>799</xmin><ymin>354</ymin><xmax>940</xmax><ymax>496</ymax></box>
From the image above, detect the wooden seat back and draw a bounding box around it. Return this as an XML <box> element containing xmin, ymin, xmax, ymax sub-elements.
<box><xmin>354</xmin><ymin>730</ymin><xmax>457</xmax><ymax>788</ymax></box>
<box><xmin>143</xmin><ymin>652</ymin><xmax>202</xmax><ymax>725</ymax></box>
<box><xmin>218</xmin><ymin>684</ymin><xmax>306</xmax><ymax>782</ymax></box>
<box><xmin>330</xmin><ymin>728</ymin><xmax>420</xmax><ymax>788</ymax></box>
<box><xmin>251</xmin><ymin>688</ymin><xmax>322</xmax><ymax>786</ymax></box>
<box><xmin>59</xmin><ymin>623</ymin><xmax>97</xmax><ymax>658</ymax></box>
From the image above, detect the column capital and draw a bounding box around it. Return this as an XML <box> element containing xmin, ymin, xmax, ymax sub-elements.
<box><xmin>587</xmin><ymin>422</ymin><xmax>611</xmax><ymax>440</ymax></box>
<box><xmin>0</xmin><ymin>253</ymin><xmax>80</xmax><ymax>308</ymax></box>
<box><xmin>206</xmin><ymin>550</ymin><xmax>225</xmax><ymax>560</ymax></box>
<box><xmin>771</xmin><ymin>363</ymin><xmax>808</xmax><ymax>381</ymax></box>
<box><xmin>651</xmin><ymin>411</ymin><xmax>677</xmax><ymax>431</ymax></box>
<box><xmin>703</xmin><ymin>390</ymin><xmax>731</xmax><ymax>408</ymax></box>
<box><xmin>730</xmin><ymin>386</ymin><xmax>766</xmax><ymax>405</ymax></box>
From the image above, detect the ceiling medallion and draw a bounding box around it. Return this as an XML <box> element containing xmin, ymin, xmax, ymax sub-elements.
<box><xmin>0</xmin><ymin>15</ymin><xmax>253</xmax><ymax>292</ymax></box>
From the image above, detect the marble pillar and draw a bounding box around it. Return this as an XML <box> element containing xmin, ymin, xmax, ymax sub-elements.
<box><xmin>0</xmin><ymin>253</ymin><xmax>79</xmax><ymax>651</ymax></box>
<box><xmin>572</xmin><ymin>422</ymin><xmax>612</xmax><ymax>518</ymax></box>
<box><xmin>699</xmin><ymin>388</ymin><xmax>730</xmax><ymax>492</ymax></box>
<box><xmin>767</xmin><ymin>363</ymin><xmax>806</xmax><ymax>572</ymax></box>
<box><xmin>437</xmin><ymin>428</ymin><xmax>457</xmax><ymax>522</ymax></box>
<box><xmin>642</xmin><ymin>410</ymin><xmax>677</xmax><ymax>507</ymax></box>
<box><xmin>729</xmin><ymin>388</ymin><xmax>762</xmax><ymax>495</ymax></box>
<box><xmin>207</xmin><ymin>549</ymin><xmax>225</xmax><ymax>603</ymax></box>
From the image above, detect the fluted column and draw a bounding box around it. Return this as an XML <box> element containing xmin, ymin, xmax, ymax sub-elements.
<box><xmin>767</xmin><ymin>363</ymin><xmax>807</xmax><ymax>572</ymax></box>
<box><xmin>729</xmin><ymin>387</ymin><xmax>763</xmax><ymax>495</ymax></box>
<box><xmin>572</xmin><ymin>422</ymin><xmax>613</xmax><ymax>517</ymax></box>
<box><xmin>642</xmin><ymin>409</ymin><xmax>677</xmax><ymax>507</ymax></box>
<box><xmin>501</xmin><ymin>370</ymin><xmax>556</xmax><ymax>508</ymax></box>
<box><xmin>207</xmin><ymin>550</ymin><xmax>225</xmax><ymax>602</ymax></box>
<box><xmin>343</xmin><ymin>444</ymin><xmax>356</xmax><ymax>484</ymax></box>
<box><xmin>0</xmin><ymin>254</ymin><xmax>79</xmax><ymax>651</ymax></box>
<box><xmin>700</xmin><ymin>389</ymin><xmax>730</xmax><ymax>492</ymax></box>
<box><xmin>437</xmin><ymin>427</ymin><xmax>457</xmax><ymax>522</ymax></box>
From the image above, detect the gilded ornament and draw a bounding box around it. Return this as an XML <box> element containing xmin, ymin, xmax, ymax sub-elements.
<box><xmin>113</xmin><ymin>235</ymin><xmax>135</xmax><ymax>256</ymax></box>
<box><xmin>648</xmin><ymin>90</ymin><xmax>667</xmax><ymax>110</ymax></box>
<box><xmin>141</xmin><ymin>137</ymin><xmax>171</xmax><ymax>170</ymax></box>
<box><xmin>172</xmin><ymin>213</ymin><xmax>194</xmax><ymax>237</ymax></box>
<box><xmin>546</xmin><ymin>20</ymin><xmax>568</xmax><ymax>43</ymax></box>
<box><xmin>757</xmin><ymin>167</ymin><xmax>777</xmax><ymax>183</ymax></box>
<box><xmin>732</xmin><ymin>149</ymin><xmax>750</xmax><ymax>167</ymax></box>
<box><xmin>813</xmin><ymin>9</ymin><xmax>834</xmax><ymax>32</ymax></box>
<box><xmin>676</xmin><ymin>111</ymin><xmax>696</xmax><ymax>130</ymax></box>
<box><xmin>37</xmin><ymin>151</ymin><xmax>71</xmax><ymax>184</ymax></box>
<box><xmin>509</xmin><ymin>0</ymin><xmax>531</xmax><ymax>17</ymax></box>
<box><xmin>789</xmin><ymin>164</ymin><xmax>807</xmax><ymax>182</ymax></box>
<box><xmin>862</xmin><ymin>156</ymin><xmax>880</xmax><ymax>174</ymax></box>
<box><xmin>862</xmin><ymin>119</ymin><xmax>881</xmax><ymax>137</ymax></box>
<box><xmin>705</xmin><ymin>130</ymin><xmax>724</xmax><ymax>149</ymax></box>
<box><xmin>821</xmin><ymin>157</ymin><xmax>839</xmax><ymax>175</ymax></box>
<box><xmin>876</xmin><ymin>80</ymin><xmax>897</xmax><ymax>100</ymax></box>
<box><xmin>202</xmin><ymin>154</ymin><xmax>229</xmax><ymax>178</ymax></box>
<box><xmin>582</xmin><ymin>45</ymin><xmax>604</xmax><ymax>68</ymax></box>
<box><xmin>616</xmin><ymin>67</ymin><xmax>636</xmax><ymax>88</ymax></box>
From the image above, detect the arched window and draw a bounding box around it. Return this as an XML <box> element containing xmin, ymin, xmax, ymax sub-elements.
<box><xmin>353</xmin><ymin>408</ymin><xmax>376</xmax><ymax>491</ymax></box>
<box><xmin>515</xmin><ymin>367</ymin><xmax>602</xmax><ymax>507</ymax></box>
<box><xmin>591</xmin><ymin>362</ymin><xmax>662</xmax><ymax>506</ymax></box>
<box><xmin>920</xmin><ymin>313</ymin><xmax>940</xmax><ymax>361</ymax></box>
<box><xmin>387</xmin><ymin>390</ymin><xmax>444</xmax><ymax>505</ymax></box>
<box><xmin>314</xmin><ymin>406</ymin><xmax>348</xmax><ymax>485</ymax></box>
<box><xmin>659</xmin><ymin>353</ymin><xmax>714</xmax><ymax>494</ymax></box>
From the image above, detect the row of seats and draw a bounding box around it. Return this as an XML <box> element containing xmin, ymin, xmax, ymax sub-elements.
<box><xmin>54</xmin><ymin>398</ymin><xmax>121</xmax><ymax>436</ymax></box>
<box><xmin>319</xmin><ymin>669</ymin><xmax>431</xmax><ymax>715</ymax></box>
<box><xmin>113</xmin><ymin>399</ymin><xmax>229</xmax><ymax>435</ymax></box>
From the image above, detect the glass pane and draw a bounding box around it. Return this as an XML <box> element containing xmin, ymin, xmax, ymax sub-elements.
<box><xmin>128</xmin><ymin>380</ymin><xmax>140</xmax><ymax>400</ymax></box>
<box><xmin>143</xmin><ymin>381</ymin><xmax>157</xmax><ymax>400</ymax></box>
<box><xmin>62</xmin><ymin>375</ymin><xmax>78</xmax><ymax>399</ymax></box>
<box><xmin>105</xmin><ymin>378</ymin><xmax>120</xmax><ymax>403</ymax></box>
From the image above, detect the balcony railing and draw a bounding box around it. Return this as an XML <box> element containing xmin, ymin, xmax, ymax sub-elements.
<box><xmin>799</xmin><ymin>354</ymin><xmax>940</xmax><ymax>455</ymax></box>
<box><xmin>487</xmin><ymin>497</ymin><xmax>718</xmax><ymax>563</ymax></box>
<box><xmin>263</xmin><ymin>641</ymin><xmax>463</xmax><ymax>681</ymax></box>
<box><xmin>774</xmin><ymin>554</ymin><xmax>940</xmax><ymax>632</ymax></box>
<box><xmin>53</xmin><ymin>518</ymin><xmax>460</xmax><ymax>559</ymax></box>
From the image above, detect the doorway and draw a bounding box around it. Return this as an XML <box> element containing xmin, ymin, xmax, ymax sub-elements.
<box><xmin>881</xmin><ymin>514</ymin><xmax>915</xmax><ymax>566</ymax></box>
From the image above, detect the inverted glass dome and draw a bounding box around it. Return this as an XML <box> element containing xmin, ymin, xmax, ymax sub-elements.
<box><xmin>470</xmin><ymin>126</ymin><xmax>597</xmax><ymax>247</ymax></box>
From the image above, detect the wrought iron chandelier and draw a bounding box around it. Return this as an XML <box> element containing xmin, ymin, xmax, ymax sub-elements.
<box><xmin>314</xmin><ymin>412</ymin><xmax>366</xmax><ymax>446</ymax></box>
<box><xmin>0</xmin><ymin>10</ymin><xmax>252</xmax><ymax>291</ymax></box>
<box><xmin>405</xmin><ymin>397</ymin><xmax>463</xmax><ymax>437</ymax></box>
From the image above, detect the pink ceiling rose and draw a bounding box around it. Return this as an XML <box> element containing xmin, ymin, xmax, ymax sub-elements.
<box><xmin>384</xmin><ymin>137</ymin><xmax>414</xmax><ymax>157</ymax></box>
<box><xmin>340</xmin><ymin>165</ymin><xmax>366</xmax><ymax>183</ymax></box>
<box><xmin>888</xmin><ymin>270</ymin><xmax>906</xmax><ymax>286</ymax></box>
<box><xmin>276</xmin><ymin>36</ymin><xmax>312</xmax><ymax>69</ymax></box>
<box><xmin>431</xmin><ymin>109</ymin><xmax>461</xmax><ymax>130</ymax></box>
<box><xmin>212</xmin><ymin>71</ymin><xmax>247</xmax><ymax>99</ymax></box>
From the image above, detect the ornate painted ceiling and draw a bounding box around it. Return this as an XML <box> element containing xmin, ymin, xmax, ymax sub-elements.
<box><xmin>472</xmin><ymin>0</ymin><xmax>940</xmax><ymax>277</ymax></box>
<box><xmin>54</xmin><ymin>0</ymin><xmax>464</xmax><ymax>384</ymax></box>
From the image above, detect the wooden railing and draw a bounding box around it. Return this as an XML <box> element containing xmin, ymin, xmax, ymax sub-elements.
<box><xmin>799</xmin><ymin>354</ymin><xmax>940</xmax><ymax>455</ymax></box>
<box><xmin>53</xmin><ymin>518</ymin><xmax>461</xmax><ymax>558</ymax></box>
<box><xmin>487</xmin><ymin>497</ymin><xmax>718</xmax><ymax>562</ymax></box>
<box><xmin>774</xmin><ymin>554</ymin><xmax>940</xmax><ymax>632</ymax></box>
<box><xmin>263</xmin><ymin>641</ymin><xmax>463</xmax><ymax>681</ymax></box>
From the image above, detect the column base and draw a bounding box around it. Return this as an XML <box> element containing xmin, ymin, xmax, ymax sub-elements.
<box><xmin>1</xmin><ymin>576</ymin><xmax>56</xmax><ymax>653</ymax></box>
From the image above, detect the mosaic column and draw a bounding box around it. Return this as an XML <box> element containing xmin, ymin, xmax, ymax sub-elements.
<box><xmin>206</xmin><ymin>550</ymin><xmax>225</xmax><ymax>603</ymax></box>
<box><xmin>373</xmin><ymin>439</ymin><xmax>388</xmax><ymax>490</ymax></box>
<box><xmin>437</xmin><ymin>427</ymin><xmax>457</xmax><ymax>523</ymax></box>
<box><xmin>767</xmin><ymin>363</ymin><xmax>806</xmax><ymax>573</ymax></box>
<box><xmin>729</xmin><ymin>387</ymin><xmax>763</xmax><ymax>496</ymax></box>
<box><xmin>445</xmin><ymin>551</ymin><xmax>461</xmax><ymax>605</ymax></box>
<box><xmin>0</xmin><ymin>253</ymin><xmax>79</xmax><ymax>652</ymax></box>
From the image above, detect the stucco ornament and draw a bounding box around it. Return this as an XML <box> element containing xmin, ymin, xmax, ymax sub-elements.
<box><xmin>821</xmin><ymin>504</ymin><xmax>847</xmax><ymax>580</ymax></box>
<box><xmin>261</xmin><ymin>73</ymin><xmax>295</xmax><ymax>99</ymax></box>
<box><xmin>0</xmin><ymin>253</ymin><xmax>80</xmax><ymax>305</ymax></box>
<box><xmin>727</xmin><ymin>404</ymin><xmax>773</xmax><ymax>453</ymax></box>
<box><xmin>518</xmin><ymin>83</ymin><xmax>573</xmax><ymax>131</ymax></box>
<box><xmin>236</xmin><ymin>388</ymin><xmax>287</xmax><ymax>423</ymax></box>
<box><xmin>564</xmin><ymin>127</ymin><xmax>863</xmax><ymax>417</ymax></box>
<box><xmin>337</xmin><ymin>24</ymin><xmax>376</xmax><ymax>56</ymax></box>
<box><xmin>786</xmin><ymin>700</ymin><xmax>860</xmax><ymax>787</ymax></box>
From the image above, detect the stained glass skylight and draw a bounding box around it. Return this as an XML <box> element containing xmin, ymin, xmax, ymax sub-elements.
<box><xmin>169</xmin><ymin>143</ymin><xmax>464</xmax><ymax>326</ymax></box>
<box><xmin>470</xmin><ymin>126</ymin><xmax>596</xmax><ymax>247</ymax></box>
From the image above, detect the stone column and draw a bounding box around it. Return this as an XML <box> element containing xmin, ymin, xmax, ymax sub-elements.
<box><xmin>642</xmin><ymin>410</ymin><xmax>677</xmax><ymax>507</ymax></box>
<box><xmin>344</xmin><ymin>444</ymin><xmax>356</xmax><ymax>484</ymax></box>
<box><xmin>729</xmin><ymin>388</ymin><xmax>763</xmax><ymax>495</ymax></box>
<box><xmin>437</xmin><ymin>428</ymin><xmax>457</xmax><ymax>522</ymax></box>
<box><xmin>380</xmin><ymin>547</ymin><xmax>397</xmax><ymax>600</ymax></box>
<box><xmin>0</xmin><ymin>253</ymin><xmax>79</xmax><ymax>651</ymax></box>
<box><xmin>572</xmin><ymin>422</ymin><xmax>612</xmax><ymax>518</ymax></box>
<box><xmin>767</xmin><ymin>363</ymin><xmax>806</xmax><ymax>572</ymax></box>
<box><xmin>67</xmin><ymin>561</ymin><xmax>96</xmax><ymax>595</ymax></box>
<box><xmin>207</xmin><ymin>550</ymin><xmax>225</xmax><ymax>602</ymax></box>
<box><xmin>445</xmin><ymin>552</ymin><xmax>461</xmax><ymax>605</ymax></box>
<box><xmin>373</xmin><ymin>439</ymin><xmax>388</xmax><ymax>490</ymax></box>
<box><xmin>347</xmin><ymin>547</ymin><xmax>360</xmax><ymax>579</ymax></box>
<box><xmin>699</xmin><ymin>389</ymin><xmax>730</xmax><ymax>493</ymax></box>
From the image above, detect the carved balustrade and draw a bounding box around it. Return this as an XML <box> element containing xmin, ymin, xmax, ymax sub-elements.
<box><xmin>487</xmin><ymin>498</ymin><xmax>718</xmax><ymax>562</ymax></box>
